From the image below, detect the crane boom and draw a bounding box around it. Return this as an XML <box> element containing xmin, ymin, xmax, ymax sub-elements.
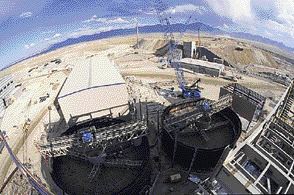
<box><xmin>154</xmin><ymin>0</ymin><xmax>201</xmax><ymax>99</ymax></box>
<box><xmin>154</xmin><ymin>0</ymin><xmax>174</xmax><ymax>41</ymax></box>
<box><xmin>170</xmin><ymin>16</ymin><xmax>192</xmax><ymax>89</ymax></box>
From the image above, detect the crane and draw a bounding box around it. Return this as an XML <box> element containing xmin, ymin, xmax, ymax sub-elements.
<box><xmin>154</xmin><ymin>0</ymin><xmax>201</xmax><ymax>99</ymax></box>
<box><xmin>0</xmin><ymin>130</ymin><xmax>50</xmax><ymax>195</ymax></box>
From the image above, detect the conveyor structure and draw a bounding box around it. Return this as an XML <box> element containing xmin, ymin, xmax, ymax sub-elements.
<box><xmin>163</xmin><ymin>94</ymin><xmax>233</xmax><ymax>133</ymax></box>
<box><xmin>38</xmin><ymin>118</ymin><xmax>151</xmax><ymax>194</ymax></box>
<box><xmin>38</xmin><ymin>120</ymin><xmax>147</xmax><ymax>158</ymax></box>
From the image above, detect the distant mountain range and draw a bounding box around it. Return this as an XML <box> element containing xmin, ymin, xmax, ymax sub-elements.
<box><xmin>4</xmin><ymin>22</ymin><xmax>293</xmax><ymax>70</ymax></box>
<box><xmin>44</xmin><ymin>22</ymin><xmax>293</xmax><ymax>54</ymax></box>
<box><xmin>44</xmin><ymin>22</ymin><xmax>222</xmax><ymax>53</ymax></box>
<box><xmin>229</xmin><ymin>31</ymin><xmax>294</xmax><ymax>53</ymax></box>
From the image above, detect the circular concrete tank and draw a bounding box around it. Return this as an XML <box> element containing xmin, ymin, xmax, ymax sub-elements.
<box><xmin>161</xmin><ymin>98</ymin><xmax>241</xmax><ymax>173</ymax></box>
<box><xmin>47</xmin><ymin>118</ymin><xmax>151</xmax><ymax>194</ymax></box>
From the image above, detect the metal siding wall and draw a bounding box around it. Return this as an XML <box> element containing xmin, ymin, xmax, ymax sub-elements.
<box><xmin>0</xmin><ymin>99</ymin><xmax>5</xmax><ymax>113</ymax></box>
<box><xmin>183</xmin><ymin>42</ymin><xmax>192</xmax><ymax>58</ymax></box>
<box><xmin>0</xmin><ymin>76</ymin><xmax>14</xmax><ymax>98</ymax></box>
<box><xmin>219</xmin><ymin>87</ymin><xmax>257</xmax><ymax>122</ymax></box>
<box><xmin>0</xmin><ymin>76</ymin><xmax>15</xmax><ymax>113</ymax></box>
<box><xmin>182</xmin><ymin>63</ymin><xmax>220</xmax><ymax>77</ymax></box>
<box><xmin>232</xmin><ymin>94</ymin><xmax>256</xmax><ymax>122</ymax></box>
<box><xmin>219</xmin><ymin>88</ymin><xmax>230</xmax><ymax>99</ymax></box>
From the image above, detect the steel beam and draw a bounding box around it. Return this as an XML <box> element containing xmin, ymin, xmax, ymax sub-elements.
<box><xmin>0</xmin><ymin>132</ymin><xmax>51</xmax><ymax>195</ymax></box>
<box><xmin>38</xmin><ymin>121</ymin><xmax>147</xmax><ymax>158</ymax></box>
<box><xmin>166</xmin><ymin>95</ymin><xmax>232</xmax><ymax>133</ymax></box>
<box><xmin>187</xmin><ymin>148</ymin><xmax>197</xmax><ymax>174</ymax></box>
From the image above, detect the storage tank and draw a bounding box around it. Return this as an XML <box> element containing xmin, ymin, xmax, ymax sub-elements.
<box><xmin>161</xmin><ymin>98</ymin><xmax>241</xmax><ymax>173</ymax></box>
<box><xmin>43</xmin><ymin>118</ymin><xmax>151</xmax><ymax>194</ymax></box>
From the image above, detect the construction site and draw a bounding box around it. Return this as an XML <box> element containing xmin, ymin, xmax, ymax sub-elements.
<box><xmin>0</xmin><ymin>2</ymin><xmax>294</xmax><ymax>195</ymax></box>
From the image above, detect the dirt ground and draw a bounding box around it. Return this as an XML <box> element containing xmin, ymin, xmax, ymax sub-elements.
<box><xmin>0</xmin><ymin>33</ymin><xmax>292</xmax><ymax>193</ymax></box>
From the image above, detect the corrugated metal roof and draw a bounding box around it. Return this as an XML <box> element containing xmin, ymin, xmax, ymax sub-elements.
<box><xmin>181</xmin><ymin>58</ymin><xmax>224</xmax><ymax>70</ymax></box>
<box><xmin>58</xmin><ymin>56</ymin><xmax>125</xmax><ymax>98</ymax></box>
<box><xmin>57</xmin><ymin>56</ymin><xmax>129</xmax><ymax>123</ymax></box>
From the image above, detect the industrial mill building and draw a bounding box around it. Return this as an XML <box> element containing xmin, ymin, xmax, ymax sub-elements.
<box><xmin>180</xmin><ymin>58</ymin><xmax>225</xmax><ymax>77</ymax></box>
<box><xmin>56</xmin><ymin>56</ymin><xmax>129</xmax><ymax>126</ymax></box>
<box><xmin>0</xmin><ymin>75</ymin><xmax>15</xmax><ymax>113</ymax></box>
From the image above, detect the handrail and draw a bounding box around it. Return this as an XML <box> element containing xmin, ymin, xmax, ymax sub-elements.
<box><xmin>0</xmin><ymin>131</ymin><xmax>51</xmax><ymax>195</ymax></box>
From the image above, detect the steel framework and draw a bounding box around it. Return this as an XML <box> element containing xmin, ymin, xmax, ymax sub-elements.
<box><xmin>161</xmin><ymin>94</ymin><xmax>233</xmax><ymax>167</ymax></box>
<box><xmin>163</xmin><ymin>94</ymin><xmax>233</xmax><ymax>133</ymax></box>
<box><xmin>219</xmin><ymin>80</ymin><xmax>294</xmax><ymax>194</ymax></box>
<box><xmin>38</xmin><ymin>120</ymin><xmax>147</xmax><ymax>158</ymax></box>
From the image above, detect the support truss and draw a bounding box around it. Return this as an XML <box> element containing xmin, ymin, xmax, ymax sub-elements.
<box><xmin>38</xmin><ymin>120</ymin><xmax>147</xmax><ymax>158</ymax></box>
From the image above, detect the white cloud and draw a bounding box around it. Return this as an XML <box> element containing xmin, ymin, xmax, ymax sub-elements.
<box><xmin>20</xmin><ymin>11</ymin><xmax>32</xmax><ymax>18</ymax></box>
<box><xmin>43</xmin><ymin>33</ymin><xmax>62</xmax><ymax>43</ymax></box>
<box><xmin>69</xmin><ymin>22</ymin><xmax>135</xmax><ymax>39</ymax></box>
<box><xmin>83</xmin><ymin>15</ymin><xmax>107</xmax><ymax>23</ymax></box>
<box><xmin>83</xmin><ymin>15</ymin><xmax>129</xmax><ymax>24</ymax></box>
<box><xmin>275</xmin><ymin>0</ymin><xmax>294</xmax><ymax>25</ymax></box>
<box><xmin>142</xmin><ymin>4</ymin><xmax>206</xmax><ymax>16</ymax></box>
<box><xmin>143</xmin><ymin>8</ymin><xmax>157</xmax><ymax>15</ymax></box>
<box><xmin>53</xmin><ymin>33</ymin><xmax>62</xmax><ymax>38</ymax></box>
<box><xmin>106</xmin><ymin>17</ymin><xmax>129</xmax><ymax>24</ymax></box>
<box><xmin>165</xmin><ymin>4</ymin><xmax>207</xmax><ymax>15</ymax></box>
<box><xmin>24</xmin><ymin>43</ymin><xmax>35</xmax><ymax>49</ymax></box>
<box><xmin>206</xmin><ymin>0</ymin><xmax>294</xmax><ymax>47</ymax></box>
<box><xmin>206</xmin><ymin>0</ymin><xmax>253</xmax><ymax>23</ymax></box>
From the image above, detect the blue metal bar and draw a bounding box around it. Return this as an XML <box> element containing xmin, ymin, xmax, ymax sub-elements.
<box><xmin>0</xmin><ymin>131</ymin><xmax>51</xmax><ymax>195</ymax></box>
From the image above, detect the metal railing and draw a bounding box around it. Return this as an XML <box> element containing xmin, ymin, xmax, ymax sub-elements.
<box><xmin>38</xmin><ymin>120</ymin><xmax>147</xmax><ymax>158</ymax></box>
<box><xmin>0</xmin><ymin>131</ymin><xmax>51</xmax><ymax>195</ymax></box>
<box><xmin>164</xmin><ymin>95</ymin><xmax>232</xmax><ymax>132</ymax></box>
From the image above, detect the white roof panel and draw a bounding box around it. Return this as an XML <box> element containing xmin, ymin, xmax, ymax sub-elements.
<box><xmin>57</xmin><ymin>56</ymin><xmax>129</xmax><ymax>123</ymax></box>
<box><xmin>59</xmin><ymin>56</ymin><xmax>125</xmax><ymax>98</ymax></box>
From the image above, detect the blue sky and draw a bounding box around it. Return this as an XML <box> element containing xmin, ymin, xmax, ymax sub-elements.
<box><xmin>0</xmin><ymin>0</ymin><xmax>293</xmax><ymax>68</ymax></box>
